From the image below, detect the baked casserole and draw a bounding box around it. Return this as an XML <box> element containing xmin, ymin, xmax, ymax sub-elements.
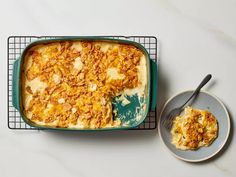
<box><xmin>171</xmin><ymin>106</ymin><xmax>218</xmax><ymax>150</ymax></box>
<box><xmin>21</xmin><ymin>40</ymin><xmax>148</xmax><ymax>129</ymax></box>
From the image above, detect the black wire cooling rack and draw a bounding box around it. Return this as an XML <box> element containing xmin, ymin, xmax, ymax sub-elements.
<box><xmin>7</xmin><ymin>36</ymin><xmax>158</xmax><ymax>130</ymax></box>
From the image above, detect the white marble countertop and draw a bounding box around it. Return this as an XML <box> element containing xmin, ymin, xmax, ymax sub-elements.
<box><xmin>0</xmin><ymin>0</ymin><xmax>235</xmax><ymax>177</ymax></box>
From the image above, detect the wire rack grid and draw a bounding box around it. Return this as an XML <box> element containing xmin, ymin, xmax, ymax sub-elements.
<box><xmin>7</xmin><ymin>36</ymin><xmax>158</xmax><ymax>130</ymax></box>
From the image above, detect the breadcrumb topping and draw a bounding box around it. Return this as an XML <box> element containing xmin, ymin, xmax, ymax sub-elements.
<box><xmin>22</xmin><ymin>41</ymin><xmax>145</xmax><ymax>128</ymax></box>
<box><xmin>171</xmin><ymin>106</ymin><xmax>218</xmax><ymax>150</ymax></box>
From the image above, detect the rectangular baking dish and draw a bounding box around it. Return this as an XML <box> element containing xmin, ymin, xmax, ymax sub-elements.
<box><xmin>12</xmin><ymin>37</ymin><xmax>157</xmax><ymax>130</ymax></box>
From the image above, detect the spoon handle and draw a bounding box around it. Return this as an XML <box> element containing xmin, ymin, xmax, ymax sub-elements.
<box><xmin>181</xmin><ymin>74</ymin><xmax>212</xmax><ymax>108</ymax></box>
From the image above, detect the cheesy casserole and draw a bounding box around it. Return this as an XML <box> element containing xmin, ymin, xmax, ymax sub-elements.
<box><xmin>21</xmin><ymin>41</ymin><xmax>147</xmax><ymax>129</ymax></box>
<box><xmin>171</xmin><ymin>106</ymin><xmax>218</xmax><ymax>150</ymax></box>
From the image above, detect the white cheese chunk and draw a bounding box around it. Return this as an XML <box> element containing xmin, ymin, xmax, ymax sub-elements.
<box><xmin>58</xmin><ymin>98</ymin><xmax>65</xmax><ymax>104</ymax></box>
<box><xmin>74</xmin><ymin>57</ymin><xmax>83</xmax><ymax>71</ymax></box>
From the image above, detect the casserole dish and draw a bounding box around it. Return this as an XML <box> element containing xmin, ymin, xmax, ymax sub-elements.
<box><xmin>12</xmin><ymin>37</ymin><xmax>157</xmax><ymax>130</ymax></box>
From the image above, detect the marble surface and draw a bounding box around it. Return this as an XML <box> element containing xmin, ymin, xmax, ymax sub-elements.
<box><xmin>0</xmin><ymin>0</ymin><xmax>236</xmax><ymax>177</ymax></box>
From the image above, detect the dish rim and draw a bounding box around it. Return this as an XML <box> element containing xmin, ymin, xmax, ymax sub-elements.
<box><xmin>158</xmin><ymin>90</ymin><xmax>231</xmax><ymax>162</ymax></box>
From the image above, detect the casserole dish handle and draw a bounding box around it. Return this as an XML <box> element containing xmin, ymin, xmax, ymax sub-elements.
<box><xmin>150</xmin><ymin>60</ymin><xmax>157</xmax><ymax>111</ymax></box>
<box><xmin>12</xmin><ymin>59</ymin><xmax>21</xmax><ymax>110</ymax></box>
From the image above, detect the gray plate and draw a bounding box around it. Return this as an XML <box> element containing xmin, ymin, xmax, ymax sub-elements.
<box><xmin>158</xmin><ymin>90</ymin><xmax>231</xmax><ymax>162</ymax></box>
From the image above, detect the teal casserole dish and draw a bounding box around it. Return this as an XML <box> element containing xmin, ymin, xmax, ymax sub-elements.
<box><xmin>12</xmin><ymin>37</ymin><xmax>157</xmax><ymax>130</ymax></box>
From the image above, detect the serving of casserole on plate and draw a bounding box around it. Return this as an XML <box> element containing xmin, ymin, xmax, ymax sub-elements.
<box><xmin>158</xmin><ymin>90</ymin><xmax>230</xmax><ymax>162</ymax></box>
<box><xmin>171</xmin><ymin>106</ymin><xmax>218</xmax><ymax>150</ymax></box>
<box><xmin>12</xmin><ymin>37</ymin><xmax>157</xmax><ymax>130</ymax></box>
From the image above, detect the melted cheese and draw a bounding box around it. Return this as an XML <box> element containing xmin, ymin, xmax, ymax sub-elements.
<box><xmin>71</xmin><ymin>42</ymin><xmax>82</xmax><ymax>51</ymax></box>
<box><xmin>88</xmin><ymin>83</ymin><xmax>97</xmax><ymax>92</ymax></box>
<box><xmin>23</xmin><ymin>94</ymin><xmax>32</xmax><ymax>110</ymax></box>
<box><xmin>73</xmin><ymin>57</ymin><xmax>83</xmax><ymax>71</ymax></box>
<box><xmin>53</xmin><ymin>74</ymin><xmax>61</xmax><ymax>84</ymax></box>
<box><xmin>24</xmin><ymin>54</ymin><xmax>33</xmax><ymax>71</ymax></box>
<box><xmin>107</xmin><ymin>68</ymin><xmax>125</xmax><ymax>80</ymax></box>
<box><xmin>115</xmin><ymin>94</ymin><xmax>130</xmax><ymax>106</ymax></box>
<box><xmin>26</xmin><ymin>77</ymin><xmax>47</xmax><ymax>94</ymax></box>
<box><xmin>58</xmin><ymin>98</ymin><xmax>65</xmax><ymax>104</ymax></box>
<box><xmin>100</xmin><ymin>43</ymin><xmax>112</xmax><ymax>52</ymax></box>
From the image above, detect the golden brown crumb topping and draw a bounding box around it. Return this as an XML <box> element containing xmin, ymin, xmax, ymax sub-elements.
<box><xmin>171</xmin><ymin>107</ymin><xmax>218</xmax><ymax>150</ymax></box>
<box><xmin>22</xmin><ymin>41</ymin><xmax>145</xmax><ymax>128</ymax></box>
